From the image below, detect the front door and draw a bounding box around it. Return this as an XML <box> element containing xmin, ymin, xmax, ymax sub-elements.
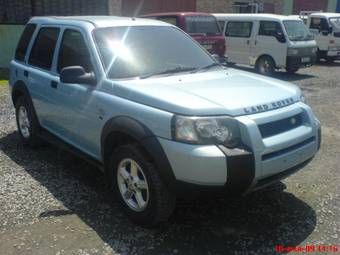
<box><xmin>252</xmin><ymin>21</ymin><xmax>287</xmax><ymax>68</ymax></box>
<box><xmin>52</xmin><ymin>28</ymin><xmax>101</xmax><ymax>158</ymax></box>
<box><xmin>225</xmin><ymin>21</ymin><xmax>253</xmax><ymax>65</ymax></box>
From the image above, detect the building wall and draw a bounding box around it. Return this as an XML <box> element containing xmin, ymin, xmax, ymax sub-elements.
<box><xmin>196</xmin><ymin>0</ymin><xmax>283</xmax><ymax>14</ymax></box>
<box><xmin>0</xmin><ymin>25</ymin><xmax>24</xmax><ymax>68</ymax></box>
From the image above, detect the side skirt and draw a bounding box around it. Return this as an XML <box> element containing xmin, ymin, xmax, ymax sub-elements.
<box><xmin>39</xmin><ymin>129</ymin><xmax>104</xmax><ymax>172</ymax></box>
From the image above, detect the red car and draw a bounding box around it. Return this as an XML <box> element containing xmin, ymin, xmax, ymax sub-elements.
<box><xmin>141</xmin><ymin>12</ymin><xmax>227</xmax><ymax>62</ymax></box>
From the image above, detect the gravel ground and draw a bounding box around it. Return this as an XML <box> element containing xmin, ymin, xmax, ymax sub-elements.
<box><xmin>0</xmin><ymin>63</ymin><xmax>339</xmax><ymax>255</ymax></box>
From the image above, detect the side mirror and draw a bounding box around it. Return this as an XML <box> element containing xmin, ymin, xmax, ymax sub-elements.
<box><xmin>60</xmin><ymin>66</ymin><xmax>96</xmax><ymax>85</ymax></box>
<box><xmin>275</xmin><ymin>32</ymin><xmax>286</xmax><ymax>43</ymax></box>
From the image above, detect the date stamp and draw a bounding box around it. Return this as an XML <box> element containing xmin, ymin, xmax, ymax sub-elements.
<box><xmin>275</xmin><ymin>245</ymin><xmax>339</xmax><ymax>253</ymax></box>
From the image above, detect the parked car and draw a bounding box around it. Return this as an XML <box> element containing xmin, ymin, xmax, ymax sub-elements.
<box><xmin>10</xmin><ymin>16</ymin><xmax>321</xmax><ymax>227</ymax></box>
<box><xmin>304</xmin><ymin>12</ymin><xmax>340</xmax><ymax>62</ymax></box>
<box><xmin>140</xmin><ymin>12</ymin><xmax>227</xmax><ymax>62</ymax></box>
<box><xmin>213</xmin><ymin>14</ymin><xmax>317</xmax><ymax>75</ymax></box>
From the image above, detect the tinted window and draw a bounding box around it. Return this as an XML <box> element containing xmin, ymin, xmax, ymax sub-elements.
<box><xmin>185</xmin><ymin>16</ymin><xmax>221</xmax><ymax>35</ymax></box>
<box><xmin>226</xmin><ymin>21</ymin><xmax>252</xmax><ymax>37</ymax></box>
<box><xmin>93</xmin><ymin>26</ymin><xmax>215</xmax><ymax>79</ymax></box>
<box><xmin>258</xmin><ymin>21</ymin><xmax>283</xmax><ymax>36</ymax></box>
<box><xmin>15</xmin><ymin>24</ymin><xmax>37</xmax><ymax>61</ymax></box>
<box><xmin>29</xmin><ymin>27</ymin><xmax>60</xmax><ymax>70</ymax></box>
<box><xmin>58</xmin><ymin>29</ymin><xmax>93</xmax><ymax>73</ymax></box>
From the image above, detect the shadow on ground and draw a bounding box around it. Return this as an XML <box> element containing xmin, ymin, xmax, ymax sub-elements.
<box><xmin>0</xmin><ymin>131</ymin><xmax>317</xmax><ymax>254</ymax></box>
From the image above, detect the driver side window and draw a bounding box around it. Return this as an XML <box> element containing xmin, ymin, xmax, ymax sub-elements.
<box><xmin>258</xmin><ymin>21</ymin><xmax>283</xmax><ymax>37</ymax></box>
<box><xmin>310</xmin><ymin>18</ymin><xmax>329</xmax><ymax>32</ymax></box>
<box><xmin>57</xmin><ymin>29</ymin><xmax>93</xmax><ymax>73</ymax></box>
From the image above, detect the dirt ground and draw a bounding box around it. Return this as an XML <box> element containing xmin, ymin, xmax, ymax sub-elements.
<box><xmin>0</xmin><ymin>62</ymin><xmax>339</xmax><ymax>255</ymax></box>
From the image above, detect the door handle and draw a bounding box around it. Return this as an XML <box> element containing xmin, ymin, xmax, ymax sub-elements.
<box><xmin>50</xmin><ymin>80</ymin><xmax>58</xmax><ymax>89</ymax></box>
<box><xmin>247</xmin><ymin>40</ymin><xmax>250</xmax><ymax>45</ymax></box>
<box><xmin>24</xmin><ymin>70</ymin><xmax>29</xmax><ymax>77</ymax></box>
<box><xmin>255</xmin><ymin>40</ymin><xmax>257</xmax><ymax>45</ymax></box>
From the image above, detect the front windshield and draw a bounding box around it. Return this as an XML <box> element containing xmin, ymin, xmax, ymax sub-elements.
<box><xmin>93</xmin><ymin>26</ymin><xmax>216</xmax><ymax>79</ymax></box>
<box><xmin>185</xmin><ymin>16</ymin><xmax>221</xmax><ymax>35</ymax></box>
<box><xmin>330</xmin><ymin>17</ymin><xmax>340</xmax><ymax>29</ymax></box>
<box><xmin>283</xmin><ymin>20</ymin><xmax>314</xmax><ymax>41</ymax></box>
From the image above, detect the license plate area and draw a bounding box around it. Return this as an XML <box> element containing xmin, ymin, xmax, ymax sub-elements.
<box><xmin>301</xmin><ymin>57</ymin><xmax>310</xmax><ymax>63</ymax></box>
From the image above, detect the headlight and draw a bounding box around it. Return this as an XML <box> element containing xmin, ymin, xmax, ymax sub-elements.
<box><xmin>288</xmin><ymin>48</ymin><xmax>299</xmax><ymax>55</ymax></box>
<box><xmin>173</xmin><ymin>115</ymin><xmax>241</xmax><ymax>148</ymax></box>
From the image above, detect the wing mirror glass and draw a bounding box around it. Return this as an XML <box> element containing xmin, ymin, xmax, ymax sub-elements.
<box><xmin>275</xmin><ymin>32</ymin><xmax>286</xmax><ymax>43</ymax></box>
<box><xmin>60</xmin><ymin>66</ymin><xmax>96</xmax><ymax>85</ymax></box>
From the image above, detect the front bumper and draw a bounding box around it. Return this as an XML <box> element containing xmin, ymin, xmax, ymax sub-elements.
<box><xmin>158</xmin><ymin>103</ymin><xmax>321</xmax><ymax>198</ymax></box>
<box><xmin>286</xmin><ymin>55</ymin><xmax>317</xmax><ymax>70</ymax></box>
<box><xmin>327</xmin><ymin>50</ymin><xmax>340</xmax><ymax>58</ymax></box>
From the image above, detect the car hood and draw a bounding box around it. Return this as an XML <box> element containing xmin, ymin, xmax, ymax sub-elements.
<box><xmin>114</xmin><ymin>69</ymin><xmax>301</xmax><ymax>116</ymax></box>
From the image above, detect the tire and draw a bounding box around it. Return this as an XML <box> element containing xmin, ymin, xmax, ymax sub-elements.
<box><xmin>286</xmin><ymin>67</ymin><xmax>299</xmax><ymax>74</ymax></box>
<box><xmin>256</xmin><ymin>56</ymin><xmax>275</xmax><ymax>76</ymax></box>
<box><xmin>109</xmin><ymin>144</ymin><xmax>176</xmax><ymax>227</ymax></box>
<box><xmin>15</xmin><ymin>96</ymin><xmax>42</xmax><ymax>147</ymax></box>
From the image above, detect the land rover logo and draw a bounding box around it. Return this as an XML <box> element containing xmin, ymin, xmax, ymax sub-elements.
<box><xmin>243</xmin><ymin>98</ymin><xmax>295</xmax><ymax>114</ymax></box>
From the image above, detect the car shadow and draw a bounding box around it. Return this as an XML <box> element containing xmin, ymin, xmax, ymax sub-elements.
<box><xmin>227</xmin><ymin>65</ymin><xmax>317</xmax><ymax>82</ymax></box>
<box><xmin>315</xmin><ymin>60</ymin><xmax>340</xmax><ymax>67</ymax></box>
<box><xmin>0</xmin><ymin>131</ymin><xmax>317</xmax><ymax>254</ymax></box>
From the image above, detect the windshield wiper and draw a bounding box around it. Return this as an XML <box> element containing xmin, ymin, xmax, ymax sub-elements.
<box><xmin>191</xmin><ymin>62</ymin><xmax>222</xmax><ymax>73</ymax></box>
<box><xmin>140</xmin><ymin>66</ymin><xmax>196</xmax><ymax>79</ymax></box>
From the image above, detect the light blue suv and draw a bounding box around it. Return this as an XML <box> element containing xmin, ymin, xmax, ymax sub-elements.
<box><xmin>10</xmin><ymin>16</ymin><xmax>321</xmax><ymax>227</ymax></box>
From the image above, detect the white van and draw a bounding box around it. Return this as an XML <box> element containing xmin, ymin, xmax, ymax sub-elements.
<box><xmin>304</xmin><ymin>12</ymin><xmax>340</xmax><ymax>62</ymax></box>
<box><xmin>213</xmin><ymin>14</ymin><xmax>317</xmax><ymax>75</ymax></box>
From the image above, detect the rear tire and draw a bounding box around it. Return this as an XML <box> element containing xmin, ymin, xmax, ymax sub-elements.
<box><xmin>15</xmin><ymin>97</ymin><xmax>42</xmax><ymax>147</ymax></box>
<box><xmin>256</xmin><ymin>56</ymin><xmax>275</xmax><ymax>76</ymax></box>
<box><xmin>109</xmin><ymin>144</ymin><xmax>176</xmax><ymax>227</ymax></box>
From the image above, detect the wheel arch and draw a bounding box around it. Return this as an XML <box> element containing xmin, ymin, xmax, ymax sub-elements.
<box><xmin>255</xmin><ymin>54</ymin><xmax>277</xmax><ymax>69</ymax></box>
<box><xmin>100</xmin><ymin>116</ymin><xmax>177</xmax><ymax>190</ymax></box>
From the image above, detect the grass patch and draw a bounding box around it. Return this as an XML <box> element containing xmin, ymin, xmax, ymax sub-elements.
<box><xmin>0</xmin><ymin>80</ymin><xmax>8</xmax><ymax>86</ymax></box>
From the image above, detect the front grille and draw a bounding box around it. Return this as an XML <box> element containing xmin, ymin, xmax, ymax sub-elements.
<box><xmin>258</xmin><ymin>113</ymin><xmax>303</xmax><ymax>138</ymax></box>
<box><xmin>262</xmin><ymin>136</ymin><xmax>315</xmax><ymax>161</ymax></box>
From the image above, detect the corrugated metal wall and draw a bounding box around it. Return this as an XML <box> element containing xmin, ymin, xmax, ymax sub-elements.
<box><xmin>122</xmin><ymin>0</ymin><xmax>196</xmax><ymax>16</ymax></box>
<box><xmin>293</xmin><ymin>0</ymin><xmax>328</xmax><ymax>14</ymax></box>
<box><xmin>0</xmin><ymin>0</ymin><xmax>110</xmax><ymax>24</ymax></box>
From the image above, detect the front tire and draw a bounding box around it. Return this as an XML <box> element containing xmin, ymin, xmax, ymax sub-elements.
<box><xmin>256</xmin><ymin>56</ymin><xmax>275</xmax><ymax>76</ymax></box>
<box><xmin>109</xmin><ymin>144</ymin><xmax>176</xmax><ymax>227</ymax></box>
<box><xmin>15</xmin><ymin>97</ymin><xmax>42</xmax><ymax>147</ymax></box>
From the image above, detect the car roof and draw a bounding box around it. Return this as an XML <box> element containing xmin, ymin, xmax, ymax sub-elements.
<box><xmin>29</xmin><ymin>16</ymin><xmax>172</xmax><ymax>28</ymax></box>
<box><xmin>309</xmin><ymin>12</ymin><xmax>340</xmax><ymax>18</ymax></box>
<box><xmin>212</xmin><ymin>13</ymin><xmax>301</xmax><ymax>22</ymax></box>
<box><xmin>141</xmin><ymin>12</ymin><xmax>213</xmax><ymax>17</ymax></box>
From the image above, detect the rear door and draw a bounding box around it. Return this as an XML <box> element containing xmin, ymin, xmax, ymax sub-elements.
<box><xmin>26</xmin><ymin>26</ymin><xmax>61</xmax><ymax>128</ymax></box>
<box><xmin>225</xmin><ymin>20</ymin><xmax>253</xmax><ymax>64</ymax></box>
<box><xmin>253</xmin><ymin>20</ymin><xmax>287</xmax><ymax>68</ymax></box>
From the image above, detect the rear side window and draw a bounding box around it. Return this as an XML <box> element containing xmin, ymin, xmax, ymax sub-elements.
<box><xmin>57</xmin><ymin>29</ymin><xmax>93</xmax><ymax>73</ymax></box>
<box><xmin>29</xmin><ymin>27</ymin><xmax>60</xmax><ymax>70</ymax></box>
<box><xmin>156</xmin><ymin>16</ymin><xmax>178</xmax><ymax>26</ymax></box>
<box><xmin>225</xmin><ymin>21</ymin><xmax>253</xmax><ymax>38</ymax></box>
<box><xmin>258</xmin><ymin>21</ymin><xmax>283</xmax><ymax>36</ymax></box>
<box><xmin>15</xmin><ymin>24</ymin><xmax>37</xmax><ymax>61</ymax></box>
